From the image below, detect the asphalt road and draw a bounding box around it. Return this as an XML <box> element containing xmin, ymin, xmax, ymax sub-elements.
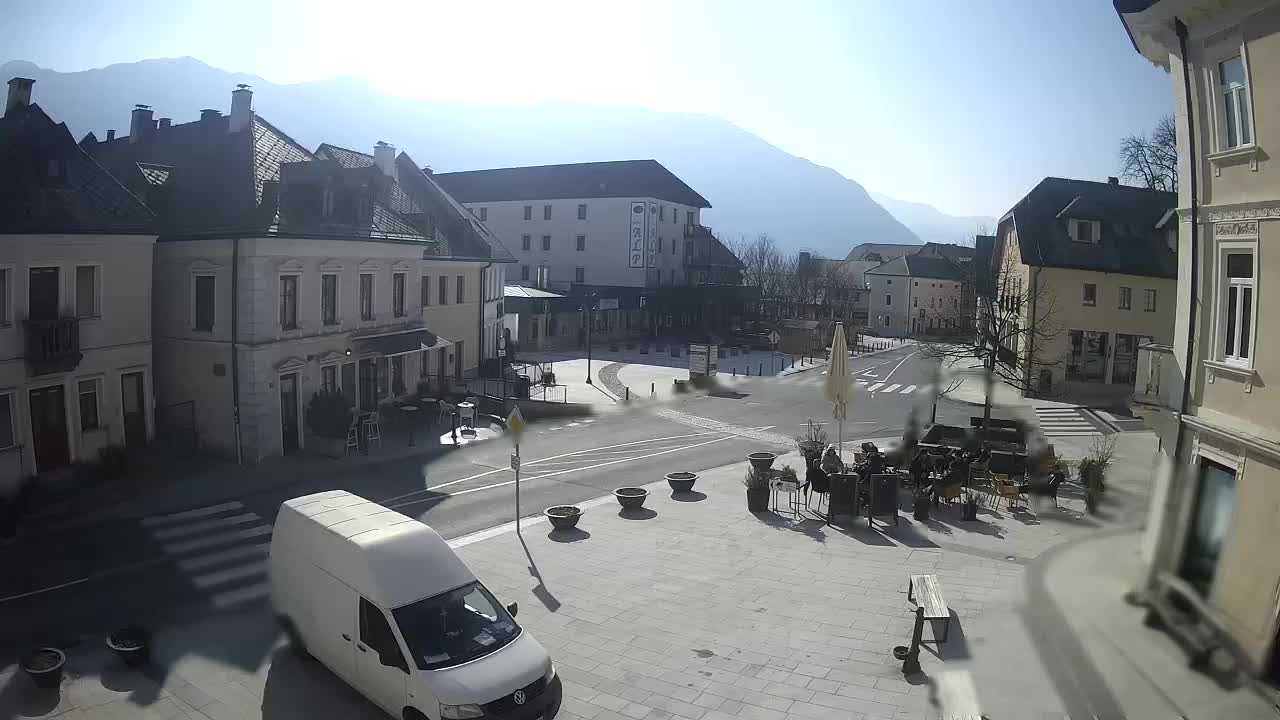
<box><xmin>0</xmin><ymin>343</ymin><xmax>1018</xmax><ymax>656</ymax></box>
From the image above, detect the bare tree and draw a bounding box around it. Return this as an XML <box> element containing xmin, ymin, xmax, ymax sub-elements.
<box><xmin>1119</xmin><ymin>115</ymin><xmax>1178</xmax><ymax>192</ymax></box>
<box><xmin>915</xmin><ymin>243</ymin><xmax>1064</xmax><ymax>439</ymax></box>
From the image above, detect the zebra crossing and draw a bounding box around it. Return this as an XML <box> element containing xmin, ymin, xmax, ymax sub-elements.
<box><xmin>1034</xmin><ymin>406</ymin><xmax>1104</xmax><ymax>437</ymax></box>
<box><xmin>772</xmin><ymin>372</ymin><xmax>925</xmax><ymax>395</ymax></box>
<box><xmin>142</xmin><ymin>500</ymin><xmax>273</xmax><ymax>609</ymax></box>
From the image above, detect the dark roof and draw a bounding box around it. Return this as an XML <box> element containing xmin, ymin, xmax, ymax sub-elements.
<box><xmin>1004</xmin><ymin>177</ymin><xmax>1176</xmax><ymax>278</ymax></box>
<box><xmin>433</xmin><ymin>160</ymin><xmax>711</xmax><ymax>208</ymax></box>
<box><xmin>843</xmin><ymin>242</ymin><xmax>920</xmax><ymax>262</ymax></box>
<box><xmin>0</xmin><ymin>102</ymin><xmax>155</xmax><ymax>234</ymax></box>
<box><xmin>865</xmin><ymin>253</ymin><xmax>967</xmax><ymax>281</ymax></box>
<box><xmin>315</xmin><ymin>143</ymin><xmax>375</xmax><ymax>170</ymax></box>
<box><xmin>973</xmin><ymin>235</ymin><xmax>995</xmax><ymax>296</ymax></box>
<box><xmin>865</xmin><ymin>256</ymin><xmax>909</xmax><ymax>276</ymax></box>
<box><xmin>913</xmin><ymin>242</ymin><xmax>975</xmax><ymax>262</ymax></box>
<box><xmin>393</xmin><ymin>153</ymin><xmax>515</xmax><ymax>262</ymax></box>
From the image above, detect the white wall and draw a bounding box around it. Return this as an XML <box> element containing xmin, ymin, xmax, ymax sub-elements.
<box><xmin>466</xmin><ymin>197</ymin><xmax>701</xmax><ymax>288</ymax></box>
<box><xmin>866</xmin><ymin>273</ymin><xmax>912</xmax><ymax>336</ymax></box>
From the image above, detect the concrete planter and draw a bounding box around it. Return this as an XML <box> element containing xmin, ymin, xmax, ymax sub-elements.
<box><xmin>544</xmin><ymin>505</ymin><xmax>583</xmax><ymax>530</ymax></box>
<box><xmin>747</xmin><ymin>452</ymin><xmax>777</xmax><ymax>470</ymax></box>
<box><xmin>107</xmin><ymin>626</ymin><xmax>151</xmax><ymax>667</ymax></box>
<box><xmin>614</xmin><ymin>487</ymin><xmax>649</xmax><ymax>510</ymax></box>
<box><xmin>21</xmin><ymin>648</ymin><xmax>65</xmax><ymax>688</ymax></box>
<box><xmin>746</xmin><ymin>488</ymin><xmax>769</xmax><ymax>512</ymax></box>
<box><xmin>665</xmin><ymin>472</ymin><xmax>698</xmax><ymax>493</ymax></box>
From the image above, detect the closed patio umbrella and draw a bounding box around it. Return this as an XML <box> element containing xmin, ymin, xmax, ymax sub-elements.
<box><xmin>826</xmin><ymin>323</ymin><xmax>851</xmax><ymax>458</ymax></box>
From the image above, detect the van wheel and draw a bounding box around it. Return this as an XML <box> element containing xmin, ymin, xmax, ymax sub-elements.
<box><xmin>402</xmin><ymin>709</ymin><xmax>428</xmax><ymax>720</ymax></box>
<box><xmin>278</xmin><ymin>616</ymin><xmax>312</xmax><ymax>660</ymax></box>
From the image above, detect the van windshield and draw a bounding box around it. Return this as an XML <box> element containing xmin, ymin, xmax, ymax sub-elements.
<box><xmin>392</xmin><ymin>581</ymin><xmax>521</xmax><ymax>671</ymax></box>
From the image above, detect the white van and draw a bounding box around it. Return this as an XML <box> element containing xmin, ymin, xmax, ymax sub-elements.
<box><xmin>270</xmin><ymin>490</ymin><xmax>561</xmax><ymax>720</ymax></box>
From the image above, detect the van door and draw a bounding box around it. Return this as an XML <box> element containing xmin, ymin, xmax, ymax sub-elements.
<box><xmin>356</xmin><ymin>597</ymin><xmax>409</xmax><ymax>715</ymax></box>
<box><xmin>307</xmin><ymin>568</ymin><xmax>359</xmax><ymax>685</ymax></box>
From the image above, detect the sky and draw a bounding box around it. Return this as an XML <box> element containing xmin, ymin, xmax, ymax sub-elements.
<box><xmin>1</xmin><ymin>0</ymin><xmax>1172</xmax><ymax>219</ymax></box>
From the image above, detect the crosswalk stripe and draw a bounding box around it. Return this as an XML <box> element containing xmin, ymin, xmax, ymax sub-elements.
<box><xmin>883</xmin><ymin>384</ymin><xmax>901</xmax><ymax>393</ymax></box>
<box><xmin>211</xmin><ymin>582</ymin><xmax>271</xmax><ymax>609</ymax></box>
<box><xmin>151</xmin><ymin>513</ymin><xmax>261</xmax><ymax>541</ymax></box>
<box><xmin>1043</xmin><ymin>431</ymin><xmax>1102</xmax><ymax>437</ymax></box>
<box><xmin>179</xmin><ymin>543</ymin><xmax>271</xmax><ymax>572</ymax></box>
<box><xmin>902</xmin><ymin>385</ymin><xmax>917</xmax><ymax>394</ymax></box>
<box><xmin>867</xmin><ymin>383</ymin><xmax>885</xmax><ymax>392</ymax></box>
<box><xmin>194</xmin><ymin>560</ymin><xmax>269</xmax><ymax>589</ymax></box>
<box><xmin>164</xmin><ymin>525</ymin><xmax>273</xmax><ymax>555</ymax></box>
<box><xmin>143</xmin><ymin>501</ymin><xmax>246</xmax><ymax>526</ymax></box>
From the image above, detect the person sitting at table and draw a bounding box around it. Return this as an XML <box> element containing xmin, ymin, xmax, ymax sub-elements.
<box><xmin>820</xmin><ymin>446</ymin><xmax>844</xmax><ymax>476</ymax></box>
<box><xmin>908</xmin><ymin>448</ymin><xmax>928</xmax><ymax>488</ymax></box>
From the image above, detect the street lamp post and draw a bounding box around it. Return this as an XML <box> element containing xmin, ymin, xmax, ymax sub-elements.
<box><xmin>585</xmin><ymin>293</ymin><xmax>597</xmax><ymax>385</ymax></box>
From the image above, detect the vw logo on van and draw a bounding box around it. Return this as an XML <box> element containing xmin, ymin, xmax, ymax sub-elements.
<box><xmin>513</xmin><ymin>690</ymin><xmax>527</xmax><ymax>705</ymax></box>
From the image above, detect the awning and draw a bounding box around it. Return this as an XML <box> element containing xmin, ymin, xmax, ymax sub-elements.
<box><xmin>352</xmin><ymin>328</ymin><xmax>452</xmax><ymax>357</ymax></box>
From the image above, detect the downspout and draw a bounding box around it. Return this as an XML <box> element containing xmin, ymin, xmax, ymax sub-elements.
<box><xmin>478</xmin><ymin>260</ymin><xmax>492</xmax><ymax>379</ymax></box>
<box><xmin>1026</xmin><ymin>266</ymin><xmax>1042</xmax><ymax>394</ymax></box>
<box><xmin>231</xmin><ymin>236</ymin><xmax>243</xmax><ymax>465</ymax></box>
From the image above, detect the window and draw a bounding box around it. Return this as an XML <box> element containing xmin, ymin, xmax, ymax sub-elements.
<box><xmin>1181</xmin><ymin>459</ymin><xmax>1236</xmax><ymax>595</ymax></box>
<box><xmin>78</xmin><ymin>379</ymin><xmax>100</xmax><ymax>431</ymax></box>
<box><xmin>685</xmin><ymin>210</ymin><xmax>693</xmax><ymax>226</ymax></box>
<box><xmin>360</xmin><ymin>597</ymin><xmax>407</xmax><ymax>673</ymax></box>
<box><xmin>75</xmin><ymin>265</ymin><xmax>99</xmax><ymax>317</ymax></box>
<box><xmin>478</xmin><ymin>207</ymin><xmax>488</xmax><ymax>221</ymax></box>
<box><xmin>392</xmin><ymin>273</ymin><xmax>406</xmax><ymax>318</ymax></box>
<box><xmin>1221</xmin><ymin>250</ymin><xmax>1254</xmax><ymax>362</ymax></box>
<box><xmin>543</xmin><ymin>204</ymin><xmax>552</xmax><ymax>220</ymax></box>
<box><xmin>420</xmin><ymin>275</ymin><xmax>430</xmax><ymax>308</ymax></box>
<box><xmin>672</xmin><ymin>239</ymin><xmax>676</xmax><ymax>255</ymax></box>
<box><xmin>885</xmin><ymin>294</ymin><xmax>892</xmax><ymax>306</ymax></box>
<box><xmin>952</xmin><ymin>298</ymin><xmax>958</xmax><ymax>310</ymax></box>
<box><xmin>575</xmin><ymin>267</ymin><xmax>585</xmax><ymax>283</ymax></box>
<box><xmin>0</xmin><ymin>268</ymin><xmax>8</xmax><ymax>326</ymax></box>
<box><xmin>322</xmin><ymin>189</ymin><xmax>334</xmax><ymax>218</ymax></box>
<box><xmin>576</xmin><ymin>235</ymin><xmax>586</xmax><ymax>251</ymax></box>
<box><xmin>438</xmin><ymin>275</ymin><xmax>448</xmax><ymax>305</ymax></box>
<box><xmin>391</xmin><ymin>355</ymin><xmax>405</xmax><ymax>396</ymax></box>
<box><xmin>1082</xmin><ymin>283</ymin><xmax>1096</xmax><ymax>306</ymax></box>
<box><xmin>659</xmin><ymin>206</ymin><xmax>665</xmax><ymax>221</ymax></box>
<box><xmin>321</xmin><ymin>274</ymin><xmax>338</xmax><ymax>325</ymax></box>
<box><xmin>887</xmin><ymin>279</ymin><xmax>892</xmax><ymax>285</ymax></box>
<box><xmin>537</xmin><ymin>265</ymin><xmax>549</xmax><ymax>288</ymax></box>
<box><xmin>540</xmin><ymin>235</ymin><xmax>551</xmax><ymax>251</ymax></box>
<box><xmin>672</xmin><ymin>209</ymin><xmax>677</xmax><ymax>225</ymax></box>
<box><xmin>1219</xmin><ymin>56</ymin><xmax>1252</xmax><ymax>148</ymax></box>
<box><xmin>1067</xmin><ymin>330</ymin><xmax>1109</xmax><ymax>382</ymax></box>
<box><xmin>1143</xmin><ymin>289</ymin><xmax>1157</xmax><ymax>312</ymax></box>
<box><xmin>359</xmin><ymin>273</ymin><xmax>374</xmax><ymax>321</ymax></box>
<box><xmin>193</xmin><ymin>275</ymin><xmax>215</xmax><ymax>331</ymax></box>
<box><xmin>883</xmin><ymin>316</ymin><xmax>890</xmax><ymax>328</ymax></box>
<box><xmin>521</xmin><ymin>265</ymin><xmax>530</xmax><ymax>281</ymax></box>
<box><xmin>658</xmin><ymin>237</ymin><xmax>663</xmax><ymax>253</ymax></box>
<box><xmin>1119</xmin><ymin>286</ymin><xmax>1132</xmax><ymax>310</ymax></box>
<box><xmin>577</xmin><ymin>203</ymin><xmax>587</xmax><ymax>220</ymax></box>
<box><xmin>0</xmin><ymin>392</ymin><xmax>12</xmax><ymax>449</ymax></box>
<box><xmin>280</xmin><ymin>275</ymin><xmax>299</xmax><ymax>329</ymax></box>
<box><xmin>531</xmin><ymin>318</ymin><xmax>539</xmax><ymax>339</ymax></box>
<box><xmin>1074</xmin><ymin>220</ymin><xmax>1095</xmax><ymax>244</ymax></box>
<box><xmin>913</xmin><ymin>281</ymin><xmax>918</xmax><ymax>287</ymax></box>
<box><xmin>456</xmin><ymin>275</ymin><xmax>464</xmax><ymax>304</ymax></box>
<box><xmin>321</xmin><ymin>365</ymin><xmax>337</xmax><ymax>393</ymax></box>
<box><xmin>912</xmin><ymin>296</ymin><xmax>917</xmax><ymax>308</ymax></box>
<box><xmin>521</xmin><ymin>234</ymin><xmax>531</xmax><ymax>251</ymax></box>
<box><xmin>930</xmin><ymin>297</ymin><xmax>935</xmax><ymax>309</ymax></box>
<box><xmin>523</xmin><ymin>205</ymin><xmax>532</xmax><ymax>221</ymax></box>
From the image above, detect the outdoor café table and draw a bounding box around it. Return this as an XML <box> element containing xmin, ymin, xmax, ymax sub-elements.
<box><xmin>399</xmin><ymin>405</ymin><xmax>419</xmax><ymax>446</ymax></box>
<box><xmin>457</xmin><ymin>401</ymin><xmax>476</xmax><ymax>428</ymax></box>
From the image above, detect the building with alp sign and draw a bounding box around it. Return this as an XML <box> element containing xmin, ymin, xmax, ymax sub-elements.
<box><xmin>435</xmin><ymin>160</ymin><xmax>748</xmax><ymax>351</ymax></box>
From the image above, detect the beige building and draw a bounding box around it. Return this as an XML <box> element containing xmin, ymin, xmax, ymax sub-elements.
<box><xmin>991</xmin><ymin>177</ymin><xmax>1177</xmax><ymax>400</ymax></box>
<box><xmin>0</xmin><ymin>78</ymin><xmax>157</xmax><ymax>495</ymax></box>
<box><xmin>1120</xmin><ymin>0</ymin><xmax>1280</xmax><ymax>680</ymax></box>
<box><xmin>86</xmin><ymin>88</ymin><xmax>511</xmax><ymax>462</ymax></box>
<box><xmin>865</xmin><ymin>242</ymin><xmax>975</xmax><ymax>337</ymax></box>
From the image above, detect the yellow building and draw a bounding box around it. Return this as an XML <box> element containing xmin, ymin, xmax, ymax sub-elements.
<box><xmin>1119</xmin><ymin>0</ymin><xmax>1280</xmax><ymax>680</ymax></box>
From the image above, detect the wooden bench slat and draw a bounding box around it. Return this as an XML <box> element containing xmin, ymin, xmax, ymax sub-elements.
<box><xmin>910</xmin><ymin>574</ymin><xmax>948</xmax><ymax>619</ymax></box>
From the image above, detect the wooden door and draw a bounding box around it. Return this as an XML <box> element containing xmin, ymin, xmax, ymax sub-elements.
<box><xmin>279</xmin><ymin>373</ymin><xmax>299</xmax><ymax>455</ymax></box>
<box><xmin>121</xmin><ymin>371</ymin><xmax>147</xmax><ymax>448</ymax></box>
<box><xmin>29</xmin><ymin>385</ymin><xmax>69</xmax><ymax>471</ymax></box>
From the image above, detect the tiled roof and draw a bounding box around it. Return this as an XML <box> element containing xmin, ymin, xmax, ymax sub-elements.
<box><xmin>864</xmin><ymin>248</ymin><xmax>968</xmax><ymax>281</ymax></box>
<box><xmin>433</xmin><ymin>160</ymin><xmax>711</xmax><ymax>208</ymax></box>
<box><xmin>913</xmin><ymin>242</ymin><xmax>974</xmax><ymax>262</ymax></box>
<box><xmin>394</xmin><ymin>153</ymin><xmax>515</xmax><ymax>262</ymax></box>
<box><xmin>315</xmin><ymin>143</ymin><xmax>375</xmax><ymax>169</ymax></box>
<box><xmin>1005</xmin><ymin>177</ymin><xmax>1176</xmax><ymax>278</ymax></box>
<box><xmin>0</xmin><ymin>102</ymin><xmax>155</xmax><ymax>235</ymax></box>
<box><xmin>844</xmin><ymin>242</ymin><xmax>920</xmax><ymax>262</ymax></box>
<box><xmin>137</xmin><ymin>162</ymin><xmax>171</xmax><ymax>186</ymax></box>
<box><xmin>504</xmin><ymin>285</ymin><xmax>563</xmax><ymax>299</ymax></box>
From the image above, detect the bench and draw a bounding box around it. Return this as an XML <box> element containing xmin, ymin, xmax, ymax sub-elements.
<box><xmin>907</xmin><ymin>574</ymin><xmax>951</xmax><ymax>643</ymax></box>
<box><xmin>1143</xmin><ymin>572</ymin><xmax>1222</xmax><ymax>670</ymax></box>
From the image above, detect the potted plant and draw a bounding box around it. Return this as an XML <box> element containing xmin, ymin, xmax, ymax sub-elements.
<box><xmin>614</xmin><ymin>487</ymin><xmax>649</xmax><ymax>510</ymax></box>
<box><xmin>1079</xmin><ymin>436</ymin><xmax>1115</xmax><ymax>514</ymax></box>
<box><xmin>543</xmin><ymin>505</ymin><xmax>583</xmax><ymax>530</ymax></box>
<box><xmin>665</xmin><ymin>471</ymin><xmax>698</xmax><ymax>493</ymax></box>
<box><xmin>541</xmin><ymin>370</ymin><xmax>556</xmax><ymax>386</ymax></box>
<box><xmin>306</xmin><ymin>391</ymin><xmax>353</xmax><ymax>458</ymax></box>
<box><xmin>747</xmin><ymin>452</ymin><xmax>777</xmax><ymax>471</ymax></box>
<box><xmin>961</xmin><ymin>490</ymin><xmax>979</xmax><ymax>521</ymax></box>
<box><xmin>795</xmin><ymin>419</ymin><xmax>827</xmax><ymax>465</ymax></box>
<box><xmin>912</xmin><ymin>486</ymin><xmax>931</xmax><ymax>522</ymax></box>
<box><xmin>21</xmin><ymin>647</ymin><xmax>66</xmax><ymax>689</ymax></box>
<box><xmin>106</xmin><ymin>625</ymin><xmax>151</xmax><ymax>667</ymax></box>
<box><xmin>744</xmin><ymin>466</ymin><xmax>770</xmax><ymax>512</ymax></box>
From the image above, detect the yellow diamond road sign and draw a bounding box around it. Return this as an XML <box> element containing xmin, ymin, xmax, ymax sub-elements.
<box><xmin>506</xmin><ymin>406</ymin><xmax>526</xmax><ymax>444</ymax></box>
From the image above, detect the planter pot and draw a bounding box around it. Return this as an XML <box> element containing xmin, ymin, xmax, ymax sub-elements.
<box><xmin>21</xmin><ymin>648</ymin><xmax>65</xmax><ymax>689</ymax></box>
<box><xmin>746</xmin><ymin>487</ymin><xmax>770</xmax><ymax>512</ymax></box>
<box><xmin>747</xmin><ymin>452</ymin><xmax>777</xmax><ymax>471</ymax></box>
<box><xmin>1085</xmin><ymin>487</ymin><xmax>1100</xmax><ymax>514</ymax></box>
<box><xmin>543</xmin><ymin>505</ymin><xmax>583</xmax><ymax>530</ymax></box>
<box><xmin>614</xmin><ymin>487</ymin><xmax>649</xmax><ymax>510</ymax></box>
<box><xmin>107</xmin><ymin>626</ymin><xmax>151</xmax><ymax>667</ymax></box>
<box><xmin>666</xmin><ymin>472</ymin><xmax>698</xmax><ymax>493</ymax></box>
<box><xmin>961</xmin><ymin>502</ymin><xmax>978</xmax><ymax>521</ymax></box>
<box><xmin>913</xmin><ymin>499</ymin><xmax>930</xmax><ymax>522</ymax></box>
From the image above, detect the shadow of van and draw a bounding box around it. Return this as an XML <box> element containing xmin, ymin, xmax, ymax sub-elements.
<box><xmin>261</xmin><ymin>647</ymin><xmax>385</xmax><ymax>720</ymax></box>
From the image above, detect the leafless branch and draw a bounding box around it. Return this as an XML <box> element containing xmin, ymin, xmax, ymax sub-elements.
<box><xmin>1119</xmin><ymin>115</ymin><xmax>1178</xmax><ymax>192</ymax></box>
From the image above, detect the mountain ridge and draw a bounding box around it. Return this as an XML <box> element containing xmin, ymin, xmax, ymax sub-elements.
<box><xmin>0</xmin><ymin>56</ymin><xmax>970</xmax><ymax>258</ymax></box>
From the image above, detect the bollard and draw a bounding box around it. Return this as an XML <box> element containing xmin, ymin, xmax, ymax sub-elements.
<box><xmin>732</xmin><ymin>367</ymin><xmax>736</xmax><ymax>377</ymax></box>
<box><xmin>758</xmin><ymin>362</ymin><xmax>763</xmax><ymax>376</ymax></box>
<box><xmin>651</xmin><ymin>382</ymin><xmax>655</xmax><ymax>396</ymax></box>
<box><xmin>625</xmin><ymin>387</ymin><xmax>630</xmax><ymax>402</ymax></box>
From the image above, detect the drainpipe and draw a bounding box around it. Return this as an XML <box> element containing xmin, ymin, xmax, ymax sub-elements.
<box><xmin>231</xmin><ymin>236</ymin><xmax>243</xmax><ymax>465</ymax></box>
<box><xmin>1026</xmin><ymin>266</ymin><xmax>1042</xmax><ymax>394</ymax></box>
<box><xmin>1151</xmin><ymin>17</ymin><xmax>1200</xmax><ymax>588</ymax></box>
<box><xmin>478</xmin><ymin>260</ymin><xmax>492</xmax><ymax>380</ymax></box>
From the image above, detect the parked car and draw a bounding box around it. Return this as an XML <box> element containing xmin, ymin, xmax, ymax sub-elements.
<box><xmin>271</xmin><ymin>491</ymin><xmax>562</xmax><ymax>720</ymax></box>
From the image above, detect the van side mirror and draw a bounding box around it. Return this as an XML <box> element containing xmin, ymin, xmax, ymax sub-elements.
<box><xmin>506</xmin><ymin>602</ymin><xmax>518</xmax><ymax>618</ymax></box>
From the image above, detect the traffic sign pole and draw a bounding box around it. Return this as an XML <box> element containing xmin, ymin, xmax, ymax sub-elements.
<box><xmin>507</xmin><ymin>406</ymin><xmax>526</xmax><ymax>535</ymax></box>
<box><xmin>512</xmin><ymin>446</ymin><xmax>521</xmax><ymax>534</ymax></box>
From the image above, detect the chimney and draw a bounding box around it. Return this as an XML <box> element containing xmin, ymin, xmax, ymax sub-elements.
<box><xmin>158</xmin><ymin>117</ymin><xmax>171</xmax><ymax>129</ymax></box>
<box><xmin>422</xmin><ymin>165</ymin><xmax>433</xmax><ymax>175</ymax></box>
<box><xmin>229</xmin><ymin>84</ymin><xmax>253</xmax><ymax>132</ymax></box>
<box><xmin>5</xmin><ymin>77</ymin><xmax>34</xmax><ymax>116</ymax></box>
<box><xmin>374</xmin><ymin>141</ymin><xmax>397</xmax><ymax>178</ymax></box>
<box><xmin>1107</xmin><ymin>176</ymin><xmax>1119</xmax><ymax>185</ymax></box>
<box><xmin>129</xmin><ymin>104</ymin><xmax>154</xmax><ymax>143</ymax></box>
<box><xmin>200</xmin><ymin>109</ymin><xmax>220</xmax><ymax>122</ymax></box>
<box><xmin>106</xmin><ymin>129</ymin><xmax>116</xmax><ymax>141</ymax></box>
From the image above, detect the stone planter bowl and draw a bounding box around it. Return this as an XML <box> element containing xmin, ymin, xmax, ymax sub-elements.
<box><xmin>544</xmin><ymin>505</ymin><xmax>583</xmax><ymax>530</ymax></box>
<box><xmin>747</xmin><ymin>452</ymin><xmax>777</xmax><ymax>470</ymax></box>
<box><xmin>614</xmin><ymin>487</ymin><xmax>649</xmax><ymax>510</ymax></box>
<box><xmin>107</xmin><ymin>626</ymin><xmax>151</xmax><ymax>667</ymax></box>
<box><xmin>21</xmin><ymin>648</ymin><xmax>65</xmax><ymax>689</ymax></box>
<box><xmin>665</xmin><ymin>472</ymin><xmax>698</xmax><ymax>493</ymax></box>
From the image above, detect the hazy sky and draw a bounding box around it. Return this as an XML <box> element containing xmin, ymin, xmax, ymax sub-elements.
<box><xmin>3</xmin><ymin>0</ymin><xmax>1171</xmax><ymax>218</ymax></box>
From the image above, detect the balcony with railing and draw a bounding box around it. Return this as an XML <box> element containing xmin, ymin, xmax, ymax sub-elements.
<box><xmin>25</xmin><ymin>317</ymin><xmax>82</xmax><ymax>376</ymax></box>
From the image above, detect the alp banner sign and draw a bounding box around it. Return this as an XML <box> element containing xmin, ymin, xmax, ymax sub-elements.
<box><xmin>646</xmin><ymin>202</ymin><xmax>659</xmax><ymax>267</ymax></box>
<box><xmin>628</xmin><ymin>202</ymin><xmax>645</xmax><ymax>268</ymax></box>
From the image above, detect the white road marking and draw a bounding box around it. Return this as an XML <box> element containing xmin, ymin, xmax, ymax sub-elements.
<box><xmin>902</xmin><ymin>385</ymin><xmax>917</xmax><ymax>394</ymax></box>
<box><xmin>881</xmin><ymin>350</ymin><xmax>919</xmax><ymax>384</ymax></box>
<box><xmin>178</xmin><ymin>543</ymin><xmax>271</xmax><ymax>572</ymax></box>
<box><xmin>163</xmin><ymin>525</ymin><xmax>273</xmax><ymax>555</ymax></box>
<box><xmin>883</xmin><ymin>384</ymin><xmax>902</xmax><ymax>394</ymax></box>
<box><xmin>211</xmin><ymin>582</ymin><xmax>271</xmax><ymax>609</ymax></box>
<box><xmin>867</xmin><ymin>383</ymin><xmax>885</xmax><ymax>392</ymax></box>
<box><xmin>150</xmin><ymin>513</ymin><xmax>261</xmax><ymax>541</ymax></box>
<box><xmin>142</xmin><ymin>501</ymin><xmax>246</xmax><ymax>526</ymax></box>
<box><xmin>194</xmin><ymin>560</ymin><xmax>269</xmax><ymax>589</ymax></box>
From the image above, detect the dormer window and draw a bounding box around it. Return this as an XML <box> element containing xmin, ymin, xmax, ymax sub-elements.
<box><xmin>322</xmin><ymin>189</ymin><xmax>335</xmax><ymax>218</ymax></box>
<box><xmin>1070</xmin><ymin>219</ymin><xmax>1099</xmax><ymax>244</ymax></box>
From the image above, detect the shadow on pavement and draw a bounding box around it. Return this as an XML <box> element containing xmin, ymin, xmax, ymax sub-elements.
<box><xmin>518</xmin><ymin>535</ymin><xmax>561</xmax><ymax>613</ymax></box>
<box><xmin>919</xmin><ymin>611</ymin><xmax>971</xmax><ymax>661</ymax></box>
<box><xmin>618</xmin><ymin>508</ymin><xmax>657</xmax><ymax>520</ymax></box>
<box><xmin>546</xmin><ymin>527</ymin><xmax>591</xmax><ymax>543</ymax></box>
<box><xmin>0</xmin><ymin>670</ymin><xmax>61</xmax><ymax>718</ymax></box>
<box><xmin>262</xmin><ymin>647</ymin><xmax>381</xmax><ymax>720</ymax></box>
<box><xmin>670</xmin><ymin>491</ymin><xmax>707</xmax><ymax>503</ymax></box>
